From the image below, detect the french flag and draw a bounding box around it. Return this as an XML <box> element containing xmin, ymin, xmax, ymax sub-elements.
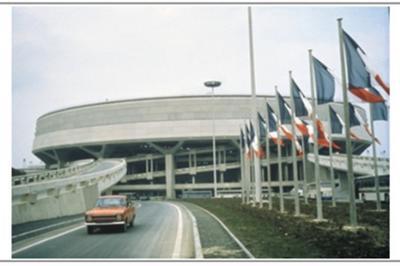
<box><xmin>343</xmin><ymin>30</ymin><xmax>388</xmax><ymax>102</ymax></box>
<box><xmin>250</xmin><ymin>121</ymin><xmax>265</xmax><ymax>158</ymax></box>
<box><xmin>244</xmin><ymin>124</ymin><xmax>253</xmax><ymax>159</ymax></box>
<box><xmin>317</xmin><ymin>119</ymin><xmax>341</xmax><ymax>150</ymax></box>
<box><xmin>266</xmin><ymin>103</ymin><xmax>284</xmax><ymax>146</ymax></box>
<box><xmin>291</xmin><ymin>78</ymin><xmax>313</xmax><ymax>117</ymax></box>
<box><xmin>279</xmin><ymin>124</ymin><xmax>303</xmax><ymax>155</ymax></box>
<box><xmin>308</xmin><ymin>120</ymin><xmax>340</xmax><ymax>151</ymax></box>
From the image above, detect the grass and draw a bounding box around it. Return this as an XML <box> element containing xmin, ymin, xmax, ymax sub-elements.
<box><xmin>184</xmin><ymin>197</ymin><xmax>389</xmax><ymax>258</ymax></box>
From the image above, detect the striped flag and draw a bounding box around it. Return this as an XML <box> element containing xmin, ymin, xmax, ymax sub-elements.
<box><xmin>343</xmin><ymin>30</ymin><xmax>388</xmax><ymax>102</ymax></box>
<box><xmin>291</xmin><ymin>78</ymin><xmax>313</xmax><ymax>117</ymax></box>
<box><xmin>313</xmin><ymin>56</ymin><xmax>335</xmax><ymax>104</ymax></box>
<box><xmin>276</xmin><ymin>92</ymin><xmax>304</xmax><ymax>155</ymax></box>
<box><xmin>371</xmin><ymin>102</ymin><xmax>388</xmax><ymax>122</ymax></box>
<box><xmin>250</xmin><ymin>121</ymin><xmax>265</xmax><ymax>158</ymax></box>
<box><xmin>240</xmin><ymin>129</ymin><xmax>245</xmax><ymax>151</ymax></box>
<box><xmin>257</xmin><ymin>112</ymin><xmax>267</xmax><ymax>139</ymax></box>
<box><xmin>266</xmin><ymin>103</ymin><xmax>284</xmax><ymax>146</ymax></box>
<box><xmin>316</xmin><ymin>119</ymin><xmax>341</xmax><ymax>150</ymax></box>
<box><xmin>244</xmin><ymin>124</ymin><xmax>252</xmax><ymax>159</ymax></box>
<box><xmin>348</xmin><ymin>103</ymin><xmax>364</xmax><ymax>141</ymax></box>
<box><xmin>290</xmin><ymin>78</ymin><xmax>312</xmax><ymax>135</ymax></box>
<box><xmin>329</xmin><ymin>106</ymin><xmax>344</xmax><ymax>134</ymax></box>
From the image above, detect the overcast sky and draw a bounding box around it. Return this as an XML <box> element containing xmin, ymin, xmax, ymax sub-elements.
<box><xmin>12</xmin><ymin>5</ymin><xmax>389</xmax><ymax>168</ymax></box>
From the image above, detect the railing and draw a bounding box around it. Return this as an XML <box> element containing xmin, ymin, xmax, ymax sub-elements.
<box><xmin>123</xmin><ymin>162</ymin><xmax>241</xmax><ymax>182</ymax></box>
<box><xmin>12</xmin><ymin>159</ymin><xmax>95</xmax><ymax>186</ymax></box>
<box><xmin>308</xmin><ymin>153</ymin><xmax>390</xmax><ymax>176</ymax></box>
<box><xmin>13</xmin><ymin>159</ymin><xmax>127</xmax><ymax>204</ymax></box>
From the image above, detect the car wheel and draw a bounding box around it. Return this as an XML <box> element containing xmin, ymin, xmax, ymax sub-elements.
<box><xmin>87</xmin><ymin>226</ymin><xmax>94</xmax><ymax>234</ymax></box>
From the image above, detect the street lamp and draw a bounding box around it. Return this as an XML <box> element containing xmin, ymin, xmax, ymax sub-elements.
<box><xmin>204</xmin><ymin>80</ymin><xmax>222</xmax><ymax>198</ymax></box>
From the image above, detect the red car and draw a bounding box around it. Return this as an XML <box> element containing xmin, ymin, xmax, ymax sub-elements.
<box><xmin>84</xmin><ymin>195</ymin><xmax>136</xmax><ymax>234</ymax></box>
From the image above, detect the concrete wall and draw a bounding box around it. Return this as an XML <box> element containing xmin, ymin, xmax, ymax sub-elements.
<box><xmin>12</xmin><ymin>183</ymin><xmax>99</xmax><ymax>225</ymax></box>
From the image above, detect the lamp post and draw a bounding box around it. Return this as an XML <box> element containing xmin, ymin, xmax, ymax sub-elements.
<box><xmin>204</xmin><ymin>80</ymin><xmax>221</xmax><ymax>198</ymax></box>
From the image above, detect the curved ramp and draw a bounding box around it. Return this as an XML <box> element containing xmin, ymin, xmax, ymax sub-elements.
<box><xmin>307</xmin><ymin>153</ymin><xmax>389</xmax><ymax>176</ymax></box>
<box><xmin>12</xmin><ymin>159</ymin><xmax>126</xmax><ymax>225</ymax></box>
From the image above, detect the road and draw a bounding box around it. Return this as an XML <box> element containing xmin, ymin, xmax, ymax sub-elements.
<box><xmin>13</xmin><ymin>201</ymin><xmax>194</xmax><ymax>259</ymax></box>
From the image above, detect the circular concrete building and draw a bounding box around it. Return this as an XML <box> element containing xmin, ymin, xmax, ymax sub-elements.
<box><xmin>33</xmin><ymin>95</ymin><xmax>371</xmax><ymax>198</ymax></box>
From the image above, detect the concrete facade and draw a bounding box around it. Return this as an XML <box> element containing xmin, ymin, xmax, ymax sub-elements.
<box><xmin>31</xmin><ymin>95</ymin><xmax>373</xmax><ymax>199</ymax></box>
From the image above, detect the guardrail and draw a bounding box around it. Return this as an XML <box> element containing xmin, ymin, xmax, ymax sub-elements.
<box><xmin>12</xmin><ymin>159</ymin><xmax>95</xmax><ymax>186</ymax></box>
<box><xmin>308</xmin><ymin>153</ymin><xmax>390</xmax><ymax>176</ymax></box>
<box><xmin>13</xmin><ymin>159</ymin><xmax>127</xmax><ymax>205</ymax></box>
<box><xmin>123</xmin><ymin>162</ymin><xmax>241</xmax><ymax>182</ymax></box>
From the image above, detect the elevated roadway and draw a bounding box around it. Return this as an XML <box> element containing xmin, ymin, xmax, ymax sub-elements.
<box><xmin>307</xmin><ymin>153</ymin><xmax>390</xmax><ymax>176</ymax></box>
<box><xmin>12</xmin><ymin>159</ymin><xmax>127</xmax><ymax>224</ymax></box>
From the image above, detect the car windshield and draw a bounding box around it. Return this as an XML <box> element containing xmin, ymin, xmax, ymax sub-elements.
<box><xmin>95</xmin><ymin>198</ymin><xmax>126</xmax><ymax>207</ymax></box>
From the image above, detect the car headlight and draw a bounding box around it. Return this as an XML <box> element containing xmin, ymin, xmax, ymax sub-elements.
<box><xmin>116</xmin><ymin>215</ymin><xmax>122</xmax><ymax>221</ymax></box>
<box><xmin>86</xmin><ymin>215</ymin><xmax>93</xmax><ymax>222</ymax></box>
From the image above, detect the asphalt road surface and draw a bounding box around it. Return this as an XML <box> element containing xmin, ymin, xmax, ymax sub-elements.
<box><xmin>13</xmin><ymin>201</ymin><xmax>194</xmax><ymax>259</ymax></box>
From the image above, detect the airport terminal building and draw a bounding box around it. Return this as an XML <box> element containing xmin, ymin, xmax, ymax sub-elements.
<box><xmin>32</xmin><ymin>95</ymin><xmax>372</xmax><ymax>199</ymax></box>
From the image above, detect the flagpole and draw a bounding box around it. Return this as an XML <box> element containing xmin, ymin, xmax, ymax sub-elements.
<box><xmin>244</xmin><ymin>122</ymin><xmax>251</xmax><ymax>204</ymax></box>
<box><xmin>240</xmin><ymin>129</ymin><xmax>246</xmax><ymax>205</ymax></box>
<box><xmin>289</xmin><ymin>71</ymin><xmax>301</xmax><ymax>216</ymax></box>
<box><xmin>265</xmin><ymin>104</ymin><xmax>273</xmax><ymax>210</ymax></box>
<box><xmin>308</xmin><ymin>49</ymin><xmax>324</xmax><ymax>221</ymax></box>
<box><xmin>337</xmin><ymin>18</ymin><xmax>358</xmax><ymax>226</ymax></box>
<box><xmin>301</xmin><ymin>137</ymin><xmax>309</xmax><ymax>204</ymax></box>
<box><xmin>275</xmin><ymin>86</ymin><xmax>285</xmax><ymax>213</ymax></box>
<box><xmin>245</xmin><ymin>155</ymin><xmax>250</xmax><ymax>204</ymax></box>
<box><xmin>369</xmin><ymin>104</ymin><xmax>382</xmax><ymax>211</ymax></box>
<box><xmin>328</xmin><ymin>104</ymin><xmax>337</xmax><ymax>207</ymax></box>
<box><xmin>251</xmin><ymin>154</ymin><xmax>256</xmax><ymax>207</ymax></box>
<box><xmin>247</xmin><ymin>6</ymin><xmax>262</xmax><ymax>207</ymax></box>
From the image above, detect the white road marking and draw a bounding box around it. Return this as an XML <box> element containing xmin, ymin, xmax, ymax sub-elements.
<box><xmin>167</xmin><ymin>203</ymin><xmax>183</xmax><ymax>259</ymax></box>
<box><xmin>12</xmin><ymin>224</ymin><xmax>85</xmax><ymax>255</ymax></box>
<box><xmin>180</xmin><ymin>204</ymin><xmax>203</xmax><ymax>259</ymax></box>
<box><xmin>12</xmin><ymin>217</ymin><xmax>83</xmax><ymax>239</ymax></box>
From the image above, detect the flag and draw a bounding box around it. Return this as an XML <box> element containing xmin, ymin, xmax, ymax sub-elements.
<box><xmin>257</xmin><ymin>112</ymin><xmax>267</xmax><ymax>139</ymax></box>
<box><xmin>276</xmin><ymin>93</ymin><xmax>304</xmax><ymax>154</ymax></box>
<box><xmin>349</xmin><ymin>103</ymin><xmax>361</xmax><ymax>126</ymax></box>
<box><xmin>277</xmin><ymin>92</ymin><xmax>292</xmax><ymax>124</ymax></box>
<box><xmin>245</xmin><ymin>124</ymin><xmax>252</xmax><ymax>159</ymax></box>
<box><xmin>329</xmin><ymin>106</ymin><xmax>344</xmax><ymax>134</ymax></box>
<box><xmin>240</xmin><ymin>129</ymin><xmax>245</xmax><ymax>151</ymax></box>
<box><xmin>312</xmin><ymin>56</ymin><xmax>335</xmax><ymax>104</ymax></box>
<box><xmin>348</xmin><ymin>103</ymin><xmax>364</xmax><ymax>141</ymax></box>
<box><xmin>266</xmin><ymin>103</ymin><xmax>284</xmax><ymax>146</ymax></box>
<box><xmin>374</xmin><ymin>74</ymin><xmax>390</xmax><ymax>95</ymax></box>
<box><xmin>294</xmin><ymin>117</ymin><xmax>309</xmax><ymax>136</ymax></box>
<box><xmin>291</xmin><ymin>78</ymin><xmax>313</xmax><ymax>117</ymax></box>
<box><xmin>371</xmin><ymin>102</ymin><xmax>388</xmax><ymax>121</ymax></box>
<box><xmin>343</xmin><ymin>30</ymin><xmax>386</xmax><ymax>103</ymax></box>
<box><xmin>250</xmin><ymin>121</ymin><xmax>265</xmax><ymax>158</ymax></box>
<box><xmin>363</xmin><ymin>102</ymin><xmax>388</xmax><ymax>145</ymax></box>
<box><xmin>316</xmin><ymin>119</ymin><xmax>341</xmax><ymax>150</ymax></box>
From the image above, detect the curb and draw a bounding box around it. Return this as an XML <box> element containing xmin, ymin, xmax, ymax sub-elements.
<box><xmin>196</xmin><ymin>205</ymin><xmax>255</xmax><ymax>259</ymax></box>
<box><xmin>180</xmin><ymin>204</ymin><xmax>203</xmax><ymax>259</ymax></box>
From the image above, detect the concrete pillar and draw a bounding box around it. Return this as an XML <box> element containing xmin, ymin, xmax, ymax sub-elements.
<box><xmin>165</xmin><ymin>154</ymin><xmax>176</xmax><ymax>199</ymax></box>
<box><xmin>284</xmin><ymin>162</ymin><xmax>289</xmax><ymax>181</ymax></box>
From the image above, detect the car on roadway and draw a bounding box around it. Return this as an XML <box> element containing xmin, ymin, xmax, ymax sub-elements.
<box><xmin>84</xmin><ymin>195</ymin><xmax>136</xmax><ymax>234</ymax></box>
